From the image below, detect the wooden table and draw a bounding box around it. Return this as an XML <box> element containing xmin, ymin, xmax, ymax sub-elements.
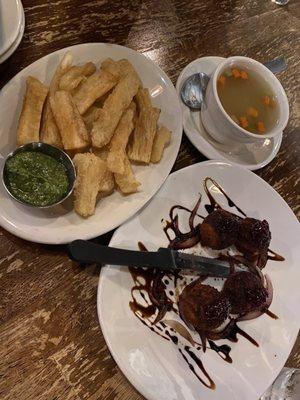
<box><xmin>0</xmin><ymin>1</ymin><xmax>299</xmax><ymax>399</ymax></box>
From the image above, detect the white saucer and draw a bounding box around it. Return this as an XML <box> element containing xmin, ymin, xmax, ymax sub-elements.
<box><xmin>0</xmin><ymin>1</ymin><xmax>25</xmax><ymax>64</ymax></box>
<box><xmin>0</xmin><ymin>0</ymin><xmax>23</xmax><ymax>56</ymax></box>
<box><xmin>176</xmin><ymin>57</ymin><xmax>282</xmax><ymax>171</ymax></box>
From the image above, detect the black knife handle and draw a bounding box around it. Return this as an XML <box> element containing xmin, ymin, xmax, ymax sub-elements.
<box><xmin>68</xmin><ymin>240</ymin><xmax>176</xmax><ymax>270</ymax></box>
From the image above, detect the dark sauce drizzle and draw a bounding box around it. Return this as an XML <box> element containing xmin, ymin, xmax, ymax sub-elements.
<box><xmin>128</xmin><ymin>177</ymin><xmax>284</xmax><ymax>390</ymax></box>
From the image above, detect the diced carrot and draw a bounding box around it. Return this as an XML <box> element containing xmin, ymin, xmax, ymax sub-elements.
<box><xmin>217</xmin><ymin>75</ymin><xmax>226</xmax><ymax>85</ymax></box>
<box><xmin>239</xmin><ymin>116</ymin><xmax>249</xmax><ymax>129</ymax></box>
<box><xmin>231</xmin><ymin>68</ymin><xmax>241</xmax><ymax>78</ymax></box>
<box><xmin>247</xmin><ymin>107</ymin><xmax>259</xmax><ymax>118</ymax></box>
<box><xmin>257</xmin><ymin>121</ymin><xmax>265</xmax><ymax>133</ymax></box>
<box><xmin>240</xmin><ymin>70</ymin><xmax>248</xmax><ymax>80</ymax></box>
<box><xmin>263</xmin><ymin>96</ymin><xmax>271</xmax><ymax>106</ymax></box>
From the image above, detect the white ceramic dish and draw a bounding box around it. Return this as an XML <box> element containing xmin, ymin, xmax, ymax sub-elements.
<box><xmin>0</xmin><ymin>0</ymin><xmax>23</xmax><ymax>55</ymax></box>
<box><xmin>0</xmin><ymin>43</ymin><xmax>182</xmax><ymax>244</ymax></box>
<box><xmin>98</xmin><ymin>160</ymin><xmax>300</xmax><ymax>400</ymax></box>
<box><xmin>201</xmin><ymin>56</ymin><xmax>289</xmax><ymax>144</ymax></box>
<box><xmin>176</xmin><ymin>57</ymin><xmax>282</xmax><ymax>171</ymax></box>
<box><xmin>0</xmin><ymin>1</ymin><xmax>25</xmax><ymax>64</ymax></box>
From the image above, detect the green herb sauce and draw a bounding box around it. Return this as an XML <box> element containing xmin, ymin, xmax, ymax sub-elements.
<box><xmin>5</xmin><ymin>151</ymin><xmax>69</xmax><ymax>206</ymax></box>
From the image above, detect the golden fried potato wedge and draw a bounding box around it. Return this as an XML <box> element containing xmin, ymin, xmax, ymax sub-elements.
<box><xmin>151</xmin><ymin>126</ymin><xmax>171</xmax><ymax>163</ymax></box>
<box><xmin>59</xmin><ymin>62</ymin><xmax>96</xmax><ymax>91</ymax></box>
<box><xmin>73</xmin><ymin>153</ymin><xmax>107</xmax><ymax>218</ymax></box>
<box><xmin>127</xmin><ymin>88</ymin><xmax>160</xmax><ymax>163</ymax></box>
<box><xmin>73</xmin><ymin>70</ymin><xmax>117</xmax><ymax>115</ymax></box>
<box><xmin>92</xmin><ymin>148</ymin><xmax>115</xmax><ymax>195</ymax></box>
<box><xmin>101</xmin><ymin>58</ymin><xmax>141</xmax><ymax>85</ymax></box>
<box><xmin>40</xmin><ymin>52</ymin><xmax>73</xmax><ymax>147</ymax></box>
<box><xmin>91</xmin><ymin>72</ymin><xmax>140</xmax><ymax>148</ymax></box>
<box><xmin>82</xmin><ymin>106</ymin><xmax>101</xmax><ymax>132</ymax></box>
<box><xmin>107</xmin><ymin>102</ymin><xmax>136</xmax><ymax>174</ymax></box>
<box><xmin>50</xmin><ymin>90</ymin><xmax>89</xmax><ymax>151</ymax></box>
<box><xmin>114</xmin><ymin>156</ymin><xmax>140</xmax><ymax>194</ymax></box>
<box><xmin>17</xmin><ymin>76</ymin><xmax>48</xmax><ymax>146</ymax></box>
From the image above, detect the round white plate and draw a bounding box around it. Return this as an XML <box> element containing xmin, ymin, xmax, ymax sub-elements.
<box><xmin>176</xmin><ymin>57</ymin><xmax>282</xmax><ymax>171</ymax></box>
<box><xmin>98</xmin><ymin>160</ymin><xmax>300</xmax><ymax>400</ymax></box>
<box><xmin>0</xmin><ymin>1</ymin><xmax>25</xmax><ymax>64</ymax></box>
<box><xmin>0</xmin><ymin>43</ymin><xmax>182</xmax><ymax>244</ymax></box>
<box><xmin>0</xmin><ymin>0</ymin><xmax>23</xmax><ymax>55</ymax></box>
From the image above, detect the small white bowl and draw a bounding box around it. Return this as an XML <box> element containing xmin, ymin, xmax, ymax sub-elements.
<box><xmin>201</xmin><ymin>56</ymin><xmax>289</xmax><ymax>144</ymax></box>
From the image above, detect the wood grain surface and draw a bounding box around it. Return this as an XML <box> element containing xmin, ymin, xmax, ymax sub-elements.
<box><xmin>0</xmin><ymin>1</ymin><xmax>299</xmax><ymax>399</ymax></box>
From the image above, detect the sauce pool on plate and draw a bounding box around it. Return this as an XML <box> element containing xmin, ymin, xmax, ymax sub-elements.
<box><xmin>4</xmin><ymin>151</ymin><xmax>69</xmax><ymax>207</ymax></box>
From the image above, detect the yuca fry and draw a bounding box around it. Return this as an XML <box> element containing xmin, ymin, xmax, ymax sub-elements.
<box><xmin>101</xmin><ymin>58</ymin><xmax>141</xmax><ymax>85</ymax></box>
<box><xmin>73</xmin><ymin>153</ymin><xmax>107</xmax><ymax>218</ymax></box>
<box><xmin>50</xmin><ymin>90</ymin><xmax>89</xmax><ymax>151</ymax></box>
<box><xmin>59</xmin><ymin>62</ymin><xmax>96</xmax><ymax>91</ymax></box>
<box><xmin>128</xmin><ymin>88</ymin><xmax>161</xmax><ymax>163</ymax></box>
<box><xmin>82</xmin><ymin>106</ymin><xmax>101</xmax><ymax>132</ymax></box>
<box><xmin>151</xmin><ymin>126</ymin><xmax>171</xmax><ymax>163</ymax></box>
<box><xmin>114</xmin><ymin>156</ymin><xmax>140</xmax><ymax>194</ymax></box>
<box><xmin>17</xmin><ymin>76</ymin><xmax>48</xmax><ymax>146</ymax></box>
<box><xmin>40</xmin><ymin>52</ymin><xmax>73</xmax><ymax>147</ymax></box>
<box><xmin>73</xmin><ymin>70</ymin><xmax>117</xmax><ymax>115</ymax></box>
<box><xmin>92</xmin><ymin>148</ymin><xmax>115</xmax><ymax>194</ymax></box>
<box><xmin>107</xmin><ymin>102</ymin><xmax>136</xmax><ymax>174</ymax></box>
<box><xmin>91</xmin><ymin>72</ymin><xmax>140</xmax><ymax>148</ymax></box>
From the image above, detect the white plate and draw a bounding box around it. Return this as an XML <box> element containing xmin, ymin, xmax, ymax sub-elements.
<box><xmin>0</xmin><ymin>0</ymin><xmax>23</xmax><ymax>55</ymax></box>
<box><xmin>0</xmin><ymin>43</ymin><xmax>182</xmax><ymax>244</ymax></box>
<box><xmin>98</xmin><ymin>160</ymin><xmax>300</xmax><ymax>400</ymax></box>
<box><xmin>176</xmin><ymin>57</ymin><xmax>282</xmax><ymax>171</ymax></box>
<box><xmin>0</xmin><ymin>2</ymin><xmax>25</xmax><ymax>64</ymax></box>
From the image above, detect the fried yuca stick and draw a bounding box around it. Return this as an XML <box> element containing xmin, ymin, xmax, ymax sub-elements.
<box><xmin>101</xmin><ymin>58</ymin><xmax>141</xmax><ymax>85</ymax></box>
<box><xmin>91</xmin><ymin>72</ymin><xmax>140</xmax><ymax>148</ymax></box>
<box><xmin>128</xmin><ymin>88</ymin><xmax>161</xmax><ymax>163</ymax></box>
<box><xmin>59</xmin><ymin>62</ymin><xmax>96</xmax><ymax>91</ymax></box>
<box><xmin>114</xmin><ymin>156</ymin><xmax>140</xmax><ymax>194</ymax></box>
<box><xmin>73</xmin><ymin>70</ymin><xmax>117</xmax><ymax>115</ymax></box>
<box><xmin>82</xmin><ymin>106</ymin><xmax>101</xmax><ymax>132</ymax></box>
<box><xmin>73</xmin><ymin>153</ymin><xmax>107</xmax><ymax>218</ymax></box>
<box><xmin>92</xmin><ymin>148</ymin><xmax>115</xmax><ymax>195</ymax></box>
<box><xmin>40</xmin><ymin>52</ymin><xmax>73</xmax><ymax>147</ymax></box>
<box><xmin>107</xmin><ymin>102</ymin><xmax>136</xmax><ymax>174</ymax></box>
<box><xmin>50</xmin><ymin>90</ymin><xmax>89</xmax><ymax>151</ymax></box>
<box><xmin>151</xmin><ymin>126</ymin><xmax>171</xmax><ymax>163</ymax></box>
<box><xmin>17</xmin><ymin>76</ymin><xmax>48</xmax><ymax>146</ymax></box>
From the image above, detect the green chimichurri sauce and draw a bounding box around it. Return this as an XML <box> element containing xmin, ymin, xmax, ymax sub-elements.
<box><xmin>5</xmin><ymin>151</ymin><xmax>69</xmax><ymax>207</ymax></box>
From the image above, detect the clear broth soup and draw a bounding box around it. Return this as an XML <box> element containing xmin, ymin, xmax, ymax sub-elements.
<box><xmin>217</xmin><ymin>66</ymin><xmax>279</xmax><ymax>135</ymax></box>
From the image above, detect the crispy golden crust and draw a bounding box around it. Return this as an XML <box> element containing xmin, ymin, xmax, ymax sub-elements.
<box><xmin>73</xmin><ymin>153</ymin><xmax>107</xmax><ymax>218</ymax></box>
<box><xmin>50</xmin><ymin>90</ymin><xmax>90</xmax><ymax>151</ymax></box>
<box><xmin>101</xmin><ymin>58</ymin><xmax>142</xmax><ymax>85</ymax></box>
<box><xmin>114</xmin><ymin>156</ymin><xmax>140</xmax><ymax>194</ymax></box>
<box><xmin>91</xmin><ymin>72</ymin><xmax>140</xmax><ymax>148</ymax></box>
<box><xmin>73</xmin><ymin>70</ymin><xmax>117</xmax><ymax>115</ymax></box>
<box><xmin>82</xmin><ymin>106</ymin><xmax>101</xmax><ymax>132</ymax></box>
<box><xmin>17</xmin><ymin>76</ymin><xmax>49</xmax><ymax>146</ymax></box>
<box><xmin>150</xmin><ymin>126</ymin><xmax>171</xmax><ymax>163</ymax></box>
<box><xmin>107</xmin><ymin>102</ymin><xmax>136</xmax><ymax>174</ymax></box>
<box><xmin>59</xmin><ymin>62</ymin><xmax>96</xmax><ymax>91</ymax></box>
<box><xmin>128</xmin><ymin>88</ymin><xmax>161</xmax><ymax>163</ymax></box>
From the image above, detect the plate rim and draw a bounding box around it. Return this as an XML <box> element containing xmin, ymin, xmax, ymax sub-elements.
<box><xmin>0</xmin><ymin>42</ymin><xmax>183</xmax><ymax>244</ymax></box>
<box><xmin>176</xmin><ymin>56</ymin><xmax>282</xmax><ymax>171</ymax></box>
<box><xmin>97</xmin><ymin>159</ymin><xmax>299</xmax><ymax>400</ymax></box>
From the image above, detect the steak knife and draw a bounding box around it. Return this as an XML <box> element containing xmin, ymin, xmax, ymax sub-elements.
<box><xmin>68</xmin><ymin>240</ymin><xmax>230</xmax><ymax>277</ymax></box>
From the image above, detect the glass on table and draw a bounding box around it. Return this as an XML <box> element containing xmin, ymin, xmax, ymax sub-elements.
<box><xmin>260</xmin><ymin>368</ymin><xmax>300</xmax><ymax>399</ymax></box>
<box><xmin>272</xmin><ymin>0</ymin><xmax>289</xmax><ymax>4</ymax></box>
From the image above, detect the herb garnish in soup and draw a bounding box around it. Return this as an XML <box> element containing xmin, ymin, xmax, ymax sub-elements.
<box><xmin>217</xmin><ymin>67</ymin><xmax>278</xmax><ymax>135</ymax></box>
<box><xmin>5</xmin><ymin>151</ymin><xmax>69</xmax><ymax>207</ymax></box>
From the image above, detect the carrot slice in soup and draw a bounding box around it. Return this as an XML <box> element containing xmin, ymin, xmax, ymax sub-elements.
<box><xmin>239</xmin><ymin>116</ymin><xmax>249</xmax><ymax>129</ymax></box>
<box><xmin>232</xmin><ymin>68</ymin><xmax>241</xmax><ymax>78</ymax></box>
<box><xmin>240</xmin><ymin>70</ymin><xmax>248</xmax><ymax>80</ymax></box>
<box><xmin>257</xmin><ymin>121</ymin><xmax>265</xmax><ymax>133</ymax></box>
<box><xmin>247</xmin><ymin>107</ymin><xmax>259</xmax><ymax>118</ymax></box>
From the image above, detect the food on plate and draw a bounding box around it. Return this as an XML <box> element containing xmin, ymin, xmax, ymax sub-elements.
<box><xmin>17</xmin><ymin>77</ymin><xmax>48</xmax><ymax>146</ymax></box>
<box><xmin>50</xmin><ymin>90</ymin><xmax>90</xmax><ymax>151</ymax></box>
<box><xmin>128</xmin><ymin>88</ymin><xmax>161</xmax><ymax>163</ymax></box>
<box><xmin>73</xmin><ymin>153</ymin><xmax>107</xmax><ymax>217</ymax></box>
<box><xmin>73</xmin><ymin>69</ymin><xmax>117</xmax><ymax>115</ymax></box>
<box><xmin>107</xmin><ymin>102</ymin><xmax>136</xmax><ymax>174</ymax></box>
<box><xmin>114</xmin><ymin>156</ymin><xmax>140</xmax><ymax>194</ymax></box>
<box><xmin>40</xmin><ymin>52</ymin><xmax>73</xmax><ymax>148</ymax></box>
<box><xmin>4</xmin><ymin>151</ymin><xmax>68</xmax><ymax>207</ymax></box>
<box><xmin>217</xmin><ymin>66</ymin><xmax>278</xmax><ymax>134</ymax></box>
<box><xmin>59</xmin><ymin>62</ymin><xmax>96</xmax><ymax>91</ymax></box>
<box><xmin>129</xmin><ymin>178</ymin><xmax>283</xmax><ymax>389</ymax></box>
<box><xmin>91</xmin><ymin>72</ymin><xmax>140</xmax><ymax>148</ymax></box>
<box><xmin>151</xmin><ymin>126</ymin><xmax>171</xmax><ymax>163</ymax></box>
<box><xmin>13</xmin><ymin>52</ymin><xmax>172</xmax><ymax>217</ymax></box>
